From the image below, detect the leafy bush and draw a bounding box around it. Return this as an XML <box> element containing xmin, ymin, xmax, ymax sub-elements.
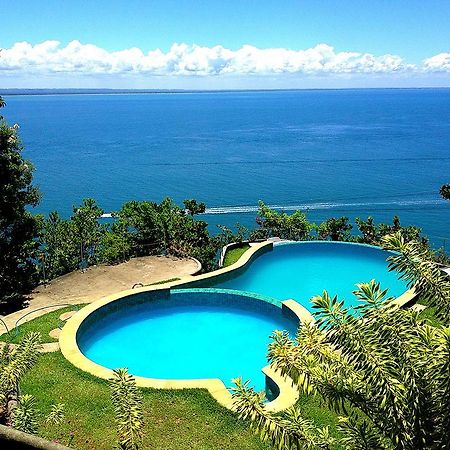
<box><xmin>233</xmin><ymin>236</ymin><xmax>450</xmax><ymax>450</ymax></box>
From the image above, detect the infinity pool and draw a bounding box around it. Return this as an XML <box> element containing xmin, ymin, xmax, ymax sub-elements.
<box><xmin>73</xmin><ymin>241</ymin><xmax>408</xmax><ymax>397</ymax></box>
<box><xmin>212</xmin><ymin>241</ymin><xmax>408</xmax><ymax>311</ymax></box>
<box><xmin>77</xmin><ymin>289</ymin><xmax>298</xmax><ymax>392</ymax></box>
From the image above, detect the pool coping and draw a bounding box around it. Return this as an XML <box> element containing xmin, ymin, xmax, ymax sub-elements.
<box><xmin>60</xmin><ymin>284</ymin><xmax>304</xmax><ymax>412</ymax></box>
<box><xmin>60</xmin><ymin>239</ymin><xmax>416</xmax><ymax>412</ymax></box>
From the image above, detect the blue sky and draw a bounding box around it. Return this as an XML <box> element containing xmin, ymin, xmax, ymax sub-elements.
<box><xmin>1</xmin><ymin>0</ymin><xmax>449</xmax><ymax>89</ymax></box>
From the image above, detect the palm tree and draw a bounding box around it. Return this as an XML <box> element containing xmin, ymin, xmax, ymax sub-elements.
<box><xmin>233</xmin><ymin>234</ymin><xmax>450</xmax><ymax>450</ymax></box>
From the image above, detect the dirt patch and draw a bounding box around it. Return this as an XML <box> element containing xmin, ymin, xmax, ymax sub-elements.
<box><xmin>1</xmin><ymin>256</ymin><xmax>199</xmax><ymax>331</ymax></box>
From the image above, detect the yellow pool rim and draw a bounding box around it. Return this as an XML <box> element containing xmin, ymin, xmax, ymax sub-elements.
<box><xmin>60</xmin><ymin>240</ymin><xmax>415</xmax><ymax>412</ymax></box>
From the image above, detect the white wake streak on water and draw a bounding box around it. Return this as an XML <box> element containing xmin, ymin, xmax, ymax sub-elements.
<box><xmin>100</xmin><ymin>199</ymin><xmax>446</xmax><ymax>218</ymax></box>
<box><xmin>203</xmin><ymin>199</ymin><xmax>445</xmax><ymax>215</ymax></box>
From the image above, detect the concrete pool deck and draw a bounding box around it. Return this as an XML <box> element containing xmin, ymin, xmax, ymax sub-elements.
<box><xmin>0</xmin><ymin>255</ymin><xmax>201</xmax><ymax>335</ymax></box>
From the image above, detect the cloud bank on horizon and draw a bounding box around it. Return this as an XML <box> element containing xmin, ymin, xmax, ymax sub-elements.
<box><xmin>1</xmin><ymin>40</ymin><xmax>449</xmax><ymax>87</ymax></box>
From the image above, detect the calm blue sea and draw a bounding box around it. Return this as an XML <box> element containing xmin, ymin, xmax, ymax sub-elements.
<box><xmin>3</xmin><ymin>89</ymin><xmax>450</xmax><ymax>249</ymax></box>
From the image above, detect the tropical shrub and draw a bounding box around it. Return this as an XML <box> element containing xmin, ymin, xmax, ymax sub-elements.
<box><xmin>71</xmin><ymin>198</ymin><xmax>104</xmax><ymax>267</ymax></box>
<box><xmin>37</xmin><ymin>211</ymin><xmax>80</xmax><ymax>280</ymax></box>
<box><xmin>255</xmin><ymin>201</ymin><xmax>312</xmax><ymax>240</ymax></box>
<box><xmin>115</xmin><ymin>197</ymin><xmax>218</xmax><ymax>271</ymax></box>
<box><xmin>355</xmin><ymin>215</ymin><xmax>425</xmax><ymax>246</ymax></box>
<box><xmin>233</xmin><ymin>236</ymin><xmax>450</xmax><ymax>450</ymax></box>
<box><xmin>233</xmin><ymin>283</ymin><xmax>450</xmax><ymax>450</ymax></box>
<box><xmin>315</xmin><ymin>217</ymin><xmax>352</xmax><ymax>241</ymax></box>
<box><xmin>382</xmin><ymin>232</ymin><xmax>450</xmax><ymax>323</ymax></box>
<box><xmin>0</xmin><ymin>332</ymin><xmax>65</xmax><ymax>434</ymax></box>
<box><xmin>109</xmin><ymin>368</ymin><xmax>144</xmax><ymax>450</ymax></box>
<box><xmin>0</xmin><ymin>332</ymin><xmax>41</xmax><ymax>427</ymax></box>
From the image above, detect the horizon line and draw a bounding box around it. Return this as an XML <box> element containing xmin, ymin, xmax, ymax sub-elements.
<box><xmin>2</xmin><ymin>86</ymin><xmax>450</xmax><ymax>96</ymax></box>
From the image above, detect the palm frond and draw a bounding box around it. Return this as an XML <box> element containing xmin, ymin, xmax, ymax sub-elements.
<box><xmin>231</xmin><ymin>377</ymin><xmax>333</xmax><ymax>450</ymax></box>
<box><xmin>45</xmin><ymin>403</ymin><xmax>65</xmax><ymax>425</ymax></box>
<box><xmin>109</xmin><ymin>368</ymin><xmax>144</xmax><ymax>450</ymax></box>
<box><xmin>13</xmin><ymin>394</ymin><xmax>38</xmax><ymax>434</ymax></box>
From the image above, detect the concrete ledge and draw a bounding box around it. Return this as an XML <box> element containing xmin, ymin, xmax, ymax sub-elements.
<box><xmin>0</xmin><ymin>424</ymin><xmax>72</xmax><ymax>449</ymax></box>
<box><xmin>282</xmin><ymin>299</ymin><xmax>315</xmax><ymax>325</ymax></box>
<box><xmin>391</xmin><ymin>288</ymin><xmax>418</xmax><ymax>308</ymax></box>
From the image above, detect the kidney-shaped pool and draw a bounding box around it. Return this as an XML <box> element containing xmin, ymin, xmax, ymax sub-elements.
<box><xmin>77</xmin><ymin>289</ymin><xmax>298</xmax><ymax>393</ymax></box>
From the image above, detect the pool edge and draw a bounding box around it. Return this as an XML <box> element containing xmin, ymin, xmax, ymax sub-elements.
<box><xmin>60</xmin><ymin>288</ymin><xmax>305</xmax><ymax>412</ymax></box>
<box><xmin>60</xmin><ymin>239</ymin><xmax>415</xmax><ymax>412</ymax></box>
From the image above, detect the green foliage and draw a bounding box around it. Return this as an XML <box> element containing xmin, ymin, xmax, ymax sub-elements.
<box><xmin>38</xmin><ymin>211</ymin><xmax>79</xmax><ymax>280</ymax></box>
<box><xmin>255</xmin><ymin>201</ymin><xmax>312</xmax><ymax>240</ymax></box>
<box><xmin>13</xmin><ymin>394</ymin><xmax>38</xmax><ymax>434</ymax></box>
<box><xmin>37</xmin><ymin>199</ymin><xmax>105</xmax><ymax>279</ymax></box>
<box><xmin>98</xmin><ymin>229</ymin><xmax>131</xmax><ymax>264</ymax></box>
<box><xmin>109</xmin><ymin>368</ymin><xmax>144</xmax><ymax>450</ymax></box>
<box><xmin>183</xmin><ymin>198</ymin><xmax>206</xmax><ymax>215</ymax></box>
<box><xmin>440</xmin><ymin>184</ymin><xmax>450</xmax><ymax>201</ymax></box>
<box><xmin>0</xmin><ymin>332</ymin><xmax>42</xmax><ymax>429</ymax></box>
<box><xmin>382</xmin><ymin>231</ymin><xmax>450</xmax><ymax>323</ymax></box>
<box><xmin>116</xmin><ymin>197</ymin><xmax>218</xmax><ymax>271</ymax></box>
<box><xmin>45</xmin><ymin>403</ymin><xmax>65</xmax><ymax>426</ymax></box>
<box><xmin>232</xmin><ymin>378</ymin><xmax>335</xmax><ymax>450</ymax></box>
<box><xmin>355</xmin><ymin>215</ymin><xmax>425</xmax><ymax>246</ymax></box>
<box><xmin>0</xmin><ymin>332</ymin><xmax>42</xmax><ymax>396</ymax></box>
<box><xmin>233</xmin><ymin>242</ymin><xmax>450</xmax><ymax>450</ymax></box>
<box><xmin>71</xmin><ymin>198</ymin><xmax>104</xmax><ymax>266</ymax></box>
<box><xmin>0</xmin><ymin>102</ymin><xmax>41</xmax><ymax>310</ymax></box>
<box><xmin>316</xmin><ymin>217</ymin><xmax>352</xmax><ymax>241</ymax></box>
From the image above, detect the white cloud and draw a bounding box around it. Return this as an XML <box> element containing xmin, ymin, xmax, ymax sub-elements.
<box><xmin>0</xmin><ymin>40</ymin><xmax>424</xmax><ymax>77</ymax></box>
<box><xmin>423</xmin><ymin>53</ymin><xmax>450</xmax><ymax>72</ymax></box>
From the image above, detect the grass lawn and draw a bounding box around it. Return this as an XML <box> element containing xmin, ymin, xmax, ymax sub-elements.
<box><xmin>0</xmin><ymin>304</ymin><xmax>86</xmax><ymax>344</ymax></box>
<box><xmin>223</xmin><ymin>245</ymin><xmax>251</xmax><ymax>267</ymax></box>
<box><xmin>21</xmin><ymin>351</ymin><xmax>342</xmax><ymax>450</ymax></box>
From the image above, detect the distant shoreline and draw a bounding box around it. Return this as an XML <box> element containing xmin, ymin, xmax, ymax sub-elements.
<box><xmin>1</xmin><ymin>87</ymin><xmax>450</xmax><ymax>96</ymax></box>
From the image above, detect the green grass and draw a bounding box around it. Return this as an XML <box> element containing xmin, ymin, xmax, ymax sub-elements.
<box><xmin>23</xmin><ymin>352</ymin><xmax>272</xmax><ymax>450</ymax></box>
<box><xmin>0</xmin><ymin>305</ymin><xmax>86</xmax><ymax>344</ymax></box>
<box><xmin>21</xmin><ymin>351</ymin><xmax>343</xmax><ymax>450</ymax></box>
<box><xmin>8</xmin><ymin>301</ymin><xmax>343</xmax><ymax>449</ymax></box>
<box><xmin>223</xmin><ymin>245</ymin><xmax>251</xmax><ymax>267</ymax></box>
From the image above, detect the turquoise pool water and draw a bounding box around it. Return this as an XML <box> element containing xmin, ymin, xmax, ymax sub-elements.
<box><xmin>77</xmin><ymin>289</ymin><xmax>298</xmax><ymax>392</ymax></box>
<box><xmin>212</xmin><ymin>242</ymin><xmax>408</xmax><ymax>311</ymax></box>
<box><xmin>77</xmin><ymin>242</ymin><xmax>407</xmax><ymax>393</ymax></box>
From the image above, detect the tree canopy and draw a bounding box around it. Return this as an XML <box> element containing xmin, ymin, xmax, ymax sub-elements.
<box><xmin>0</xmin><ymin>99</ymin><xmax>41</xmax><ymax>310</ymax></box>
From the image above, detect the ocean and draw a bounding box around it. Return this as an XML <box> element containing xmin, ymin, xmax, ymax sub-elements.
<box><xmin>2</xmin><ymin>89</ymin><xmax>450</xmax><ymax>249</ymax></box>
